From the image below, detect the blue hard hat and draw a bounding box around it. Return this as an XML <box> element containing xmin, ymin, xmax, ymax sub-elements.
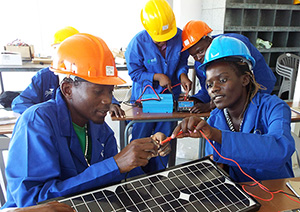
<box><xmin>199</xmin><ymin>36</ymin><xmax>256</xmax><ymax>71</ymax></box>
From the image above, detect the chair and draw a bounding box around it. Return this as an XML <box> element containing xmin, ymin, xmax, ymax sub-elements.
<box><xmin>276</xmin><ymin>53</ymin><xmax>300</xmax><ymax>100</ymax></box>
<box><xmin>0</xmin><ymin>137</ymin><xmax>9</xmax><ymax>207</ymax></box>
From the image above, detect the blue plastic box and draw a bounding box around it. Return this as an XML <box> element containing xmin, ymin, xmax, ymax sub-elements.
<box><xmin>142</xmin><ymin>94</ymin><xmax>173</xmax><ymax>113</ymax></box>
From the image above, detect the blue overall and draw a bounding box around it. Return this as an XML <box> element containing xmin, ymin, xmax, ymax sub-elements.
<box><xmin>11</xmin><ymin>67</ymin><xmax>119</xmax><ymax>114</ymax></box>
<box><xmin>125</xmin><ymin>29</ymin><xmax>189</xmax><ymax>169</ymax></box>
<box><xmin>205</xmin><ymin>93</ymin><xmax>295</xmax><ymax>182</ymax></box>
<box><xmin>3</xmin><ymin>89</ymin><xmax>152</xmax><ymax>208</ymax></box>
<box><xmin>192</xmin><ymin>33</ymin><xmax>277</xmax><ymax>103</ymax></box>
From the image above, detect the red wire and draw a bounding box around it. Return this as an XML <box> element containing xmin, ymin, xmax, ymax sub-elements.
<box><xmin>136</xmin><ymin>85</ymin><xmax>161</xmax><ymax>102</ymax></box>
<box><xmin>161</xmin><ymin>131</ymin><xmax>182</xmax><ymax>145</ymax></box>
<box><xmin>160</xmin><ymin>83</ymin><xmax>189</xmax><ymax>101</ymax></box>
<box><xmin>161</xmin><ymin>83</ymin><xmax>181</xmax><ymax>94</ymax></box>
<box><xmin>198</xmin><ymin>130</ymin><xmax>300</xmax><ymax>204</ymax></box>
<box><xmin>162</xmin><ymin>128</ymin><xmax>300</xmax><ymax>204</ymax></box>
<box><xmin>183</xmin><ymin>91</ymin><xmax>189</xmax><ymax>101</ymax></box>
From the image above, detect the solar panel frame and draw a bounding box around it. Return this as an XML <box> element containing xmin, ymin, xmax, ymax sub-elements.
<box><xmin>42</xmin><ymin>157</ymin><xmax>261</xmax><ymax>212</ymax></box>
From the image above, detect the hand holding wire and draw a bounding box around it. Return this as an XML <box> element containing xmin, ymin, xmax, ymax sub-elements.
<box><xmin>161</xmin><ymin>131</ymin><xmax>183</xmax><ymax>145</ymax></box>
<box><xmin>151</xmin><ymin>132</ymin><xmax>171</xmax><ymax>156</ymax></box>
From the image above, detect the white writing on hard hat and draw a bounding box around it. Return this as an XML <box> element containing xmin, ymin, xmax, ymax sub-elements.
<box><xmin>106</xmin><ymin>66</ymin><xmax>114</xmax><ymax>76</ymax></box>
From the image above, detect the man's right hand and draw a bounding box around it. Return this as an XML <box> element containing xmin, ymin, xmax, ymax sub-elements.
<box><xmin>13</xmin><ymin>201</ymin><xmax>74</xmax><ymax>212</ymax></box>
<box><xmin>190</xmin><ymin>102</ymin><xmax>211</xmax><ymax>113</ymax></box>
<box><xmin>153</xmin><ymin>73</ymin><xmax>172</xmax><ymax>92</ymax></box>
<box><xmin>114</xmin><ymin>137</ymin><xmax>159</xmax><ymax>173</ymax></box>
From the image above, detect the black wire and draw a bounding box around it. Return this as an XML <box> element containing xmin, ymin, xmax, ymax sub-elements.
<box><xmin>158</xmin><ymin>155</ymin><xmax>167</xmax><ymax>169</ymax></box>
<box><xmin>277</xmin><ymin>191</ymin><xmax>299</xmax><ymax>198</ymax></box>
<box><xmin>124</xmin><ymin>172</ymin><xmax>129</xmax><ymax>182</ymax></box>
<box><xmin>122</xmin><ymin>100</ymin><xmax>138</xmax><ymax>107</ymax></box>
<box><xmin>240</xmin><ymin>182</ymin><xmax>299</xmax><ymax>199</ymax></box>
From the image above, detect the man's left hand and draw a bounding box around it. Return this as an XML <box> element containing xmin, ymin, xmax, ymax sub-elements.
<box><xmin>109</xmin><ymin>104</ymin><xmax>125</xmax><ymax>118</ymax></box>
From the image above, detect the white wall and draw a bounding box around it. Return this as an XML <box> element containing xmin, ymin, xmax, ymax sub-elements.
<box><xmin>0</xmin><ymin>0</ymin><xmax>226</xmax><ymax>91</ymax></box>
<box><xmin>174</xmin><ymin>0</ymin><xmax>226</xmax><ymax>35</ymax></box>
<box><xmin>0</xmin><ymin>0</ymin><xmax>150</xmax><ymax>56</ymax></box>
<box><xmin>173</xmin><ymin>0</ymin><xmax>202</xmax><ymax>29</ymax></box>
<box><xmin>0</xmin><ymin>0</ymin><xmax>226</xmax><ymax>57</ymax></box>
<box><xmin>0</xmin><ymin>0</ymin><xmax>149</xmax><ymax>91</ymax></box>
<box><xmin>200</xmin><ymin>0</ymin><xmax>226</xmax><ymax>35</ymax></box>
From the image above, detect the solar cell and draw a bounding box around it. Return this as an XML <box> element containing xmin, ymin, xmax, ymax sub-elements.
<box><xmin>49</xmin><ymin>157</ymin><xmax>261</xmax><ymax>212</ymax></box>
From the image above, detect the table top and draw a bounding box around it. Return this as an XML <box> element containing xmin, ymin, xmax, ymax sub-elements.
<box><xmin>0</xmin><ymin>123</ymin><xmax>15</xmax><ymax>135</ymax></box>
<box><xmin>0</xmin><ymin>109</ymin><xmax>19</xmax><ymax>135</ymax></box>
<box><xmin>287</xmin><ymin>101</ymin><xmax>300</xmax><ymax>122</ymax></box>
<box><xmin>0</xmin><ymin>61</ymin><xmax>48</xmax><ymax>72</ymax></box>
<box><xmin>242</xmin><ymin>177</ymin><xmax>300</xmax><ymax>211</ymax></box>
<box><xmin>112</xmin><ymin>102</ymin><xmax>300</xmax><ymax>123</ymax></box>
<box><xmin>111</xmin><ymin>103</ymin><xmax>211</xmax><ymax>121</ymax></box>
<box><xmin>0</xmin><ymin>62</ymin><xmax>129</xmax><ymax>72</ymax></box>
<box><xmin>1</xmin><ymin>102</ymin><xmax>299</xmax><ymax>135</ymax></box>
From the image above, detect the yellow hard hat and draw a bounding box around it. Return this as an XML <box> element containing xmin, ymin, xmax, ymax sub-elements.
<box><xmin>52</xmin><ymin>26</ymin><xmax>79</xmax><ymax>46</ymax></box>
<box><xmin>294</xmin><ymin>0</ymin><xmax>300</xmax><ymax>4</ymax></box>
<box><xmin>50</xmin><ymin>33</ymin><xmax>126</xmax><ymax>85</ymax></box>
<box><xmin>141</xmin><ymin>0</ymin><xmax>177</xmax><ymax>42</ymax></box>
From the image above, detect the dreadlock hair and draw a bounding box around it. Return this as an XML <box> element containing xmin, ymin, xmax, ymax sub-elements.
<box><xmin>206</xmin><ymin>56</ymin><xmax>264</xmax><ymax>119</ymax></box>
<box><xmin>228</xmin><ymin>60</ymin><xmax>264</xmax><ymax>100</ymax></box>
<box><xmin>226</xmin><ymin>59</ymin><xmax>265</xmax><ymax>119</ymax></box>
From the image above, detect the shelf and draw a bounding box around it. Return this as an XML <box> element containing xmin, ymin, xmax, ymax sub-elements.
<box><xmin>227</xmin><ymin>3</ymin><xmax>300</xmax><ymax>10</ymax></box>
<box><xmin>258</xmin><ymin>47</ymin><xmax>300</xmax><ymax>53</ymax></box>
<box><xmin>224</xmin><ymin>26</ymin><xmax>300</xmax><ymax>32</ymax></box>
<box><xmin>224</xmin><ymin>0</ymin><xmax>300</xmax><ymax>70</ymax></box>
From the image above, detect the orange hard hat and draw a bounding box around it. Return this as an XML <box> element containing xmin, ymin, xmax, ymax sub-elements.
<box><xmin>181</xmin><ymin>20</ymin><xmax>213</xmax><ymax>52</ymax></box>
<box><xmin>141</xmin><ymin>0</ymin><xmax>177</xmax><ymax>42</ymax></box>
<box><xmin>52</xmin><ymin>26</ymin><xmax>79</xmax><ymax>46</ymax></box>
<box><xmin>294</xmin><ymin>0</ymin><xmax>300</xmax><ymax>4</ymax></box>
<box><xmin>50</xmin><ymin>33</ymin><xmax>126</xmax><ymax>85</ymax></box>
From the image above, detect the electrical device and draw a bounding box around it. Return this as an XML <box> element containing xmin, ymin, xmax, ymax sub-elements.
<box><xmin>177</xmin><ymin>100</ymin><xmax>194</xmax><ymax>112</ymax></box>
<box><xmin>142</xmin><ymin>94</ymin><xmax>173</xmax><ymax>113</ymax></box>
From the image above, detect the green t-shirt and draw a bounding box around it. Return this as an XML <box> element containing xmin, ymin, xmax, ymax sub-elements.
<box><xmin>72</xmin><ymin>123</ymin><xmax>91</xmax><ymax>162</ymax></box>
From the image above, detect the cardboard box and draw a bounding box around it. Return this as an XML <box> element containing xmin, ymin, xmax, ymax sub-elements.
<box><xmin>4</xmin><ymin>45</ymin><xmax>34</xmax><ymax>60</ymax></box>
<box><xmin>0</xmin><ymin>52</ymin><xmax>22</xmax><ymax>65</ymax></box>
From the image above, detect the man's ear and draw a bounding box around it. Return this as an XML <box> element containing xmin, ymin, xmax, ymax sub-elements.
<box><xmin>60</xmin><ymin>81</ymin><xmax>73</xmax><ymax>99</ymax></box>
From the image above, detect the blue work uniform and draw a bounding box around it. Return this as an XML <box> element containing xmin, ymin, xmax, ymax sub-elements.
<box><xmin>192</xmin><ymin>33</ymin><xmax>277</xmax><ymax>103</ymax></box>
<box><xmin>125</xmin><ymin>29</ymin><xmax>189</xmax><ymax>169</ymax></box>
<box><xmin>3</xmin><ymin>89</ymin><xmax>149</xmax><ymax>208</ymax></box>
<box><xmin>11</xmin><ymin>67</ymin><xmax>120</xmax><ymax>114</ymax></box>
<box><xmin>205</xmin><ymin>93</ymin><xmax>295</xmax><ymax>182</ymax></box>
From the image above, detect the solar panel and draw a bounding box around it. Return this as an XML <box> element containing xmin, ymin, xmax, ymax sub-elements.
<box><xmin>52</xmin><ymin>157</ymin><xmax>261</xmax><ymax>211</ymax></box>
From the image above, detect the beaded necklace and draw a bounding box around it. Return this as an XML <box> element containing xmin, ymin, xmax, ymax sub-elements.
<box><xmin>224</xmin><ymin>108</ymin><xmax>244</xmax><ymax>132</ymax></box>
<box><xmin>85</xmin><ymin>124</ymin><xmax>90</xmax><ymax>166</ymax></box>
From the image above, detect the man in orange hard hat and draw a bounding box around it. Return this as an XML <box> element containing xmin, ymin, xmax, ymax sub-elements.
<box><xmin>3</xmin><ymin>33</ymin><xmax>170</xmax><ymax>208</ymax></box>
<box><xmin>11</xmin><ymin>26</ymin><xmax>125</xmax><ymax>118</ymax></box>
<box><xmin>181</xmin><ymin>20</ymin><xmax>277</xmax><ymax>113</ymax></box>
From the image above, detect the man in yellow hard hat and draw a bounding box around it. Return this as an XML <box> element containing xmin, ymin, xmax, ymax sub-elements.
<box><xmin>11</xmin><ymin>26</ymin><xmax>125</xmax><ymax>118</ymax></box>
<box><xmin>125</xmin><ymin>0</ymin><xmax>192</xmax><ymax>170</ymax></box>
<box><xmin>52</xmin><ymin>26</ymin><xmax>79</xmax><ymax>47</ymax></box>
<box><xmin>181</xmin><ymin>20</ymin><xmax>277</xmax><ymax>113</ymax></box>
<box><xmin>2</xmin><ymin>33</ymin><xmax>171</xmax><ymax>209</ymax></box>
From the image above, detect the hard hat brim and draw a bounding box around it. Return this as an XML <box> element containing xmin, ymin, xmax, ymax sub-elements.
<box><xmin>150</xmin><ymin>27</ymin><xmax>177</xmax><ymax>42</ymax></box>
<box><xmin>181</xmin><ymin>43</ymin><xmax>192</xmax><ymax>52</ymax></box>
<box><xmin>50</xmin><ymin>67</ymin><xmax>126</xmax><ymax>85</ymax></box>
